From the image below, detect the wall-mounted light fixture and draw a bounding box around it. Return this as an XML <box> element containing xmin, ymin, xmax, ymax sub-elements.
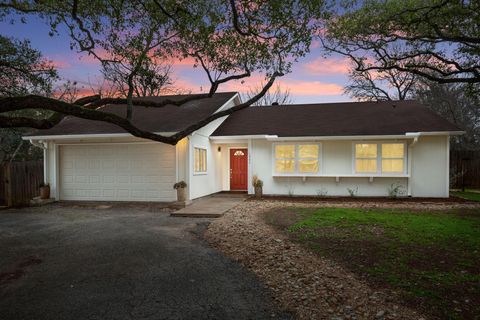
<box><xmin>217</xmin><ymin>146</ymin><xmax>221</xmax><ymax>152</ymax></box>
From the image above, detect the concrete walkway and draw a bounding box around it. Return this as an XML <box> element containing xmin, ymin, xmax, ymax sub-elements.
<box><xmin>171</xmin><ymin>193</ymin><xmax>247</xmax><ymax>218</ymax></box>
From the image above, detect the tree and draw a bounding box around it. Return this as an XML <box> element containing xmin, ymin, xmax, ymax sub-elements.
<box><xmin>413</xmin><ymin>82</ymin><xmax>480</xmax><ymax>150</ymax></box>
<box><xmin>0</xmin><ymin>0</ymin><xmax>327</xmax><ymax>145</ymax></box>
<box><xmin>0</xmin><ymin>35</ymin><xmax>58</xmax><ymax>97</ymax></box>
<box><xmin>244</xmin><ymin>83</ymin><xmax>292</xmax><ymax>106</ymax></box>
<box><xmin>344</xmin><ymin>67</ymin><xmax>417</xmax><ymax>101</ymax></box>
<box><xmin>324</xmin><ymin>0</ymin><xmax>480</xmax><ymax>84</ymax></box>
<box><xmin>0</xmin><ymin>35</ymin><xmax>59</xmax><ymax>162</ymax></box>
<box><xmin>102</xmin><ymin>60</ymin><xmax>176</xmax><ymax>97</ymax></box>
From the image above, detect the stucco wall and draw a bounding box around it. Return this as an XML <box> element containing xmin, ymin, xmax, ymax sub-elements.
<box><xmin>249</xmin><ymin>137</ymin><xmax>449</xmax><ymax>197</ymax></box>
<box><xmin>410</xmin><ymin>135</ymin><xmax>449</xmax><ymax>197</ymax></box>
<box><xmin>188</xmin><ymin>95</ymin><xmax>239</xmax><ymax>200</ymax></box>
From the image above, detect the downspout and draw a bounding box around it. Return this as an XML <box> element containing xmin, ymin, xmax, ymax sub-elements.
<box><xmin>407</xmin><ymin>135</ymin><xmax>419</xmax><ymax>196</ymax></box>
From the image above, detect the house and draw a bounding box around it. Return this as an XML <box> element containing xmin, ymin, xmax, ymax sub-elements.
<box><xmin>24</xmin><ymin>92</ymin><xmax>463</xmax><ymax>201</ymax></box>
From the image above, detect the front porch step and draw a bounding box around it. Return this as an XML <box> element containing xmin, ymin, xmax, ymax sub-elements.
<box><xmin>170</xmin><ymin>193</ymin><xmax>246</xmax><ymax>218</ymax></box>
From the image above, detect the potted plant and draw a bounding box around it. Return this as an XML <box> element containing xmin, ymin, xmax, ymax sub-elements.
<box><xmin>39</xmin><ymin>182</ymin><xmax>50</xmax><ymax>199</ymax></box>
<box><xmin>173</xmin><ymin>181</ymin><xmax>187</xmax><ymax>202</ymax></box>
<box><xmin>252</xmin><ymin>175</ymin><xmax>263</xmax><ymax>198</ymax></box>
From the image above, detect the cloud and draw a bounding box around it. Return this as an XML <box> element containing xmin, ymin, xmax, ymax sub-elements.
<box><xmin>49</xmin><ymin>59</ymin><xmax>71</xmax><ymax>69</ymax></box>
<box><xmin>302</xmin><ymin>57</ymin><xmax>351</xmax><ymax>76</ymax></box>
<box><xmin>202</xmin><ymin>73</ymin><xmax>343</xmax><ymax>96</ymax></box>
<box><xmin>278</xmin><ymin>79</ymin><xmax>343</xmax><ymax>96</ymax></box>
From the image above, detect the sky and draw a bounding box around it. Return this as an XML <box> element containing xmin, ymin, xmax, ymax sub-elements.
<box><xmin>1</xmin><ymin>15</ymin><xmax>353</xmax><ymax>104</ymax></box>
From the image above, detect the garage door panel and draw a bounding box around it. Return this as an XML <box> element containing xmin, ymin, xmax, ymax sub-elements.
<box><xmin>60</xmin><ymin>144</ymin><xmax>176</xmax><ymax>201</ymax></box>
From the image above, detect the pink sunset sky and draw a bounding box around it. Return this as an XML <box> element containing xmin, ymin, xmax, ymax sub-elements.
<box><xmin>1</xmin><ymin>16</ymin><xmax>353</xmax><ymax>104</ymax></box>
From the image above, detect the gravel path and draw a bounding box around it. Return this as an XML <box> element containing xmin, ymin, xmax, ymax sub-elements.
<box><xmin>204</xmin><ymin>199</ymin><xmax>476</xmax><ymax>320</ymax></box>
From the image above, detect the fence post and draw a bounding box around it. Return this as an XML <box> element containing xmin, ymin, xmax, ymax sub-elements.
<box><xmin>4</xmin><ymin>163</ymin><xmax>12</xmax><ymax>207</ymax></box>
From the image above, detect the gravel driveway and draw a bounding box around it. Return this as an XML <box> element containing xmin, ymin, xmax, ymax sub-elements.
<box><xmin>0</xmin><ymin>204</ymin><xmax>290</xmax><ymax>320</ymax></box>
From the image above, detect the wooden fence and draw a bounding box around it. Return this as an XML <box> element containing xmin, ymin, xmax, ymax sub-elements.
<box><xmin>0</xmin><ymin>161</ymin><xmax>44</xmax><ymax>207</ymax></box>
<box><xmin>450</xmin><ymin>150</ymin><xmax>480</xmax><ymax>189</ymax></box>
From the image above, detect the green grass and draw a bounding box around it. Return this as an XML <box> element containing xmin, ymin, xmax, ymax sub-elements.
<box><xmin>274</xmin><ymin>207</ymin><xmax>480</xmax><ymax>319</ymax></box>
<box><xmin>289</xmin><ymin>208</ymin><xmax>480</xmax><ymax>247</ymax></box>
<box><xmin>451</xmin><ymin>189</ymin><xmax>480</xmax><ymax>201</ymax></box>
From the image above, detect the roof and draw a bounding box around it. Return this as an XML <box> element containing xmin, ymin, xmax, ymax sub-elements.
<box><xmin>29</xmin><ymin>92</ymin><xmax>237</xmax><ymax>137</ymax></box>
<box><xmin>212</xmin><ymin>100</ymin><xmax>461</xmax><ymax>137</ymax></box>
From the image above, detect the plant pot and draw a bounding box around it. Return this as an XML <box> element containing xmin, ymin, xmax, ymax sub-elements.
<box><xmin>176</xmin><ymin>187</ymin><xmax>186</xmax><ymax>202</ymax></box>
<box><xmin>40</xmin><ymin>186</ymin><xmax>50</xmax><ymax>199</ymax></box>
<box><xmin>254</xmin><ymin>186</ymin><xmax>263</xmax><ymax>198</ymax></box>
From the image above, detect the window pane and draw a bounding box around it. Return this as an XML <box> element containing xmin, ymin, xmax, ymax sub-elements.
<box><xmin>382</xmin><ymin>143</ymin><xmax>404</xmax><ymax>158</ymax></box>
<box><xmin>201</xmin><ymin>149</ymin><xmax>207</xmax><ymax>172</ymax></box>
<box><xmin>298</xmin><ymin>145</ymin><xmax>319</xmax><ymax>158</ymax></box>
<box><xmin>298</xmin><ymin>159</ymin><xmax>318</xmax><ymax>173</ymax></box>
<box><xmin>194</xmin><ymin>149</ymin><xmax>199</xmax><ymax>172</ymax></box>
<box><xmin>355</xmin><ymin>159</ymin><xmax>377</xmax><ymax>173</ymax></box>
<box><xmin>275</xmin><ymin>145</ymin><xmax>295</xmax><ymax>158</ymax></box>
<box><xmin>194</xmin><ymin>148</ymin><xmax>207</xmax><ymax>172</ymax></box>
<box><xmin>355</xmin><ymin>144</ymin><xmax>377</xmax><ymax>158</ymax></box>
<box><xmin>382</xmin><ymin>159</ymin><xmax>404</xmax><ymax>173</ymax></box>
<box><xmin>275</xmin><ymin>159</ymin><xmax>295</xmax><ymax>173</ymax></box>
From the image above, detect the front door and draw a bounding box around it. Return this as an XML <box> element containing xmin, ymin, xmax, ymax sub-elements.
<box><xmin>230</xmin><ymin>148</ymin><xmax>248</xmax><ymax>190</ymax></box>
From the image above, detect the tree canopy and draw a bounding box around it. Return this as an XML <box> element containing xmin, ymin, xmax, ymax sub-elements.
<box><xmin>0</xmin><ymin>0</ymin><xmax>327</xmax><ymax>145</ymax></box>
<box><xmin>324</xmin><ymin>0</ymin><xmax>480</xmax><ymax>84</ymax></box>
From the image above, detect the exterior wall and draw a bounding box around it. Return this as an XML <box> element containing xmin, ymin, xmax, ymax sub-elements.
<box><xmin>249</xmin><ymin>137</ymin><xmax>450</xmax><ymax>197</ymax></box>
<box><xmin>410</xmin><ymin>135</ymin><xmax>449</xmax><ymax>197</ymax></box>
<box><xmin>188</xmin><ymin>95</ymin><xmax>240</xmax><ymax>200</ymax></box>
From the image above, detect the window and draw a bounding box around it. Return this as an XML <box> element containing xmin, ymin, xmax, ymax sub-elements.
<box><xmin>194</xmin><ymin>147</ymin><xmax>207</xmax><ymax>173</ymax></box>
<box><xmin>381</xmin><ymin>143</ymin><xmax>405</xmax><ymax>173</ymax></box>
<box><xmin>274</xmin><ymin>144</ymin><xmax>320</xmax><ymax>174</ymax></box>
<box><xmin>354</xmin><ymin>143</ymin><xmax>405</xmax><ymax>174</ymax></box>
<box><xmin>355</xmin><ymin>143</ymin><xmax>377</xmax><ymax>173</ymax></box>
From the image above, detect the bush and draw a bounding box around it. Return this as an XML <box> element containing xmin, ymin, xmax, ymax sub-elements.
<box><xmin>173</xmin><ymin>181</ymin><xmax>187</xmax><ymax>189</ymax></box>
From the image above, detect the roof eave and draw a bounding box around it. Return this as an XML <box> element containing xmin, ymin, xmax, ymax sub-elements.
<box><xmin>22</xmin><ymin>132</ymin><xmax>177</xmax><ymax>141</ymax></box>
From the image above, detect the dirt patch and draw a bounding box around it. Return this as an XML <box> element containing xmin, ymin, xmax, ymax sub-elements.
<box><xmin>255</xmin><ymin>195</ymin><xmax>474</xmax><ymax>203</ymax></box>
<box><xmin>263</xmin><ymin>208</ymin><xmax>304</xmax><ymax>229</ymax></box>
<box><xmin>0</xmin><ymin>256</ymin><xmax>42</xmax><ymax>286</ymax></box>
<box><xmin>205</xmin><ymin>200</ymin><xmax>426</xmax><ymax>320</ymax></box>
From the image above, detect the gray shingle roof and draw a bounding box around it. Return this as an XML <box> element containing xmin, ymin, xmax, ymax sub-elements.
<box><xmin>212</xmin><ymin>100</ymin><xmax>461</xmax><ymax>137</ymax></box>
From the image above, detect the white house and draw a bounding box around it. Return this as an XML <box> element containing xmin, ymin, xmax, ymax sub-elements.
<box><xmin>24</xmin><ymin>92</ymin><xmax>463</xmax><ymax>201</ymax></box>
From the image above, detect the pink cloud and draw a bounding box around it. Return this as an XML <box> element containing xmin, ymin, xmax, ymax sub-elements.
<box><xmin>302</xmin><ymin>57</ymin><xmax>351</xmax><ymax>76</ymax></box>
<box><xmin>49</xmin><ymin>59</ymin><xmax>71</xmax><ymax>69</ymax></box>
<box><xmin>216</xmin><ymin>74</ymin><xmax>343</xmax><ymax>96</ymax></box>
<box><xmin>278</xmin><ymin>79</ymin><xmax>343</xmax><ymax>96</ymax></box>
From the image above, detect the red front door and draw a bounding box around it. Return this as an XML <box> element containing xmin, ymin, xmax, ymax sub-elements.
<box><xmin>230</xmin><ymin>148</ymin><xmax>248</xmax><ymax>190</ymax></box>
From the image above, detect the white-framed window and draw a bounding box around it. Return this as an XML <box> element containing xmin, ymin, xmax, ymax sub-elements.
<box><xmin>354</xmin><ymin>142</ymin><xmax>406</xmax><ymax>174</ymax></box>
<box><xmin>194</xmin><ymin>147</ymin><xmax>207</xmax><ymax>174</ymax></box>
<box><xmin>273</xmin><ymin>143</ymin><xmax>321</xmax><ymax>175</ymax></box>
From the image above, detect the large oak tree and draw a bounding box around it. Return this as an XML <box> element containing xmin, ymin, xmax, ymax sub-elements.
<box><xmin>0</xmin><ymin>0</ymin><xmax>327</xmax><ymax>145</ymax></box>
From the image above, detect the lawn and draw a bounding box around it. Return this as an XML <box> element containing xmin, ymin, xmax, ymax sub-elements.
<box><xmin>264</xmin><ymin>207</ymin><xmax>480</xmax><ymax>320</ymax></box>
<box><xmin>451</xmin><ymin>190</ymin><xmax>480</xmax><ymax>202</ymax></box>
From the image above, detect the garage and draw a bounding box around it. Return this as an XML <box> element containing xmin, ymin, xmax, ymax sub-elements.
<box><xmin>59</xmin><ymin>143</ymin><xmax>176</xmax><ymax>201</ymax></box>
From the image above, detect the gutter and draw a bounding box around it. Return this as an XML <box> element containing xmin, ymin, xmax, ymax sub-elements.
<box><xmin>29</xmin><ymin>139</ymin><xmax>47</xmax><ymax>149</ymax></box>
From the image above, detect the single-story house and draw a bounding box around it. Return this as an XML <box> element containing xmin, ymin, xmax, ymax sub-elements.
<box><xmin>24</xmin><ymin>92</ymin><xmax>463</xmax><ymax>201</ymax></box>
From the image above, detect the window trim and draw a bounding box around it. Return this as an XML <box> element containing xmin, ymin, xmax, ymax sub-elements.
<box><xmin>272</xmin><ymin>142</ymin><xmax>322</xmax><ymax>176</ymax></box>
<box><xmin>352</xmin><ymin>141</ymin><xmax>407</xmax><ymax>175</ymax></box>
<box><xmin>193</xmin><ymin>146</ymin><xmax>208</xmax><ymax>175</ymax></box>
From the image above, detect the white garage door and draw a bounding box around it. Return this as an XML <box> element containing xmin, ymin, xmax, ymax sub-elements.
<box><xmin>59</xmin><ymin>144</ymin><xmax>176</xmax><ymax>201</ymax></box>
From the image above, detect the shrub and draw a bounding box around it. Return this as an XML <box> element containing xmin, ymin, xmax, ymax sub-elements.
<box><xmin>387</xmin><ymin>183</ymin><xmax>406</xmax><ymax>198</ymax></box>
<box><xmin>173</xmin><ymin>181</ymin><xmax>187</xmax><ymax>189</ymax></box>
<box><xmin>252</xmin><ymin>175</ymin><xmax>263</xmax><ymax>187</ymax></box>
<box><xmin>347</xmin><ymin>186</ymin><xmax>358</xmax><ymax>197</ymax></box>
